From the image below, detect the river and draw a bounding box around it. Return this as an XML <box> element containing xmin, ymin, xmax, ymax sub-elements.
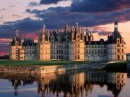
<box><xmin>0</xmin><ymin>69</ymin><xmax>130</xmax><ymax>97</ymax></box>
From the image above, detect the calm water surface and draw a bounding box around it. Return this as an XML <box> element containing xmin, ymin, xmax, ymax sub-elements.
<box><xmin>0</xmin><ymin>69</ymin><xmax>130</xmax><ymax>97</ymax></box>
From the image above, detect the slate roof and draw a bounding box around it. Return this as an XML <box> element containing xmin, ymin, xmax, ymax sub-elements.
<box><xmin>22</xmin><ymin>38</ymin><xmax>36</xmax><ymax>46</ymax></box>
<box><xmin>10</xmin><ymin>36</ymin><xmax>21</xmax><ymax>46</ymax></box>
<box><xmin>85</xmin><ymin>39</ymin><xmax>107</xmax><ymax>45</ymax></box>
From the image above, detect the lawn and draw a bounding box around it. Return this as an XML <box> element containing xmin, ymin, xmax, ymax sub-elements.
<box><xmin>0</xmin><ymin>60</ymin><xmax>91</xmax><ymax>66</ymax></box>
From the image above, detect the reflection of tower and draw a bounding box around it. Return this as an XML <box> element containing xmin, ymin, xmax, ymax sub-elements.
<box><xmin>11</xmin><ymin>80</ymin><xmax>22</xmax><ymax>96</ymax></box>
<box><xmin>68</xmin><ymin>71</ymin><xmax>85</xmax><ymax>97</ymax></box>
<box><xmin>107</xmin><ymin>72</ymin><xmax>127</xmax><ymax>97</ymax></box>
<box><xmin>37</xmin><ymin>81</ymin><xmax>45</xmax><ymax>97</ymax></box>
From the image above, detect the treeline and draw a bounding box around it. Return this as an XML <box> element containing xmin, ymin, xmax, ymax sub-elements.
<box><xmin>0</xmin><ymin>55</ymin><xmax>9</xmax><ymax>59</ymax></box>
<box><xmin>104</xmin><ymin>62</ymin><xmax>127</xmax><ymax>72</ymax></box>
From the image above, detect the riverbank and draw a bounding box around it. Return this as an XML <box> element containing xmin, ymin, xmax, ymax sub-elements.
<box><xmin>0</xmin><ymin>64</ymin><xmax>89</xmax><ymax>74</ymax></box>
<box><xmin>0</xmin><ymin>60</ymin><xmax>128</xmax><ymax>73</ymax></box>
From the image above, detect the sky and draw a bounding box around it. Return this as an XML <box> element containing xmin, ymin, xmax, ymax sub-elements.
<box><xmin>0</xmin><ymin>0</ymin><xmax>130</xmax><ymax>56</ymax></box>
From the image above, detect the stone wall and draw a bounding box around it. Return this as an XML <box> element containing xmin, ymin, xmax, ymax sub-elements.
<box><xmin>0</xmin><ymin>65</ymin><xmax>41</xmax><ymax>74</ymax></box>
<box><xmin>40</xmin><ymin>64</ymin><xmax>87</xmax><ymax>74</ymax></box>
<box><xmin>0</xmin><ymin>64</ymin><xmax>88</xmax><ymax>74</ymax></box>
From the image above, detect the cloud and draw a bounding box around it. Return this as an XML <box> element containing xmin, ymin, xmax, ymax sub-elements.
<box><xmin>26</xmin><ymin>6</ymin><xmax>130</xmax><ymax>29</ymax></box>
<box><xmin>0</xmin><ymin>8</ymin><xmax>6</xmax><ymax>11</ymax></box>
<box><xmin>70</xmin><ymin>0</ymin><xmax>130</xmax><ymax>13</ymax></box>
<box><xmin>40</xmin><ymin>0</ymin><xmax>67</xmax><ymax>4</ymax></box>
<box><xmin>8</xmin><ymin>5</ymin><xmax>15</xmax><ymax>8</ymax></box>
<box><xmin>0</xmin><ymin>17</ymin><xmax>43</xmax><ymax>39</ymax></box>
<box><xmin>0</xmin><ymin>38</ymin><xmax>12</xmax><ymax>43</ymax></box>
<box><xmin>29</xmin><ymin>2</ymin><xmax>39</xmax><ymax>7</ymax></box>
<box><xmin>20</xmin><ymin>33</ymin><xmax>38</xmax><ymax>41</ymax></box>
<box><xmin>89</xmin><ymin>26</ymin><xmax>112</xmax><ymax>36</ymax></box>
<box><xmin>12</xmin><ymin>14</ymin><xmax>20</xmax><ymax>18</ymax></box>
<box><xmin>98</xmin><ymin>31</ymin><xmax>112</xmax><ymax>36</ymax></box>
<box><xmin>0</xmin><ymin>5</ymin><xmax>130</xmax><ymax>40</ymax></box>
<box><xmin>0</xmin><ymin>17</ymin><xmax>3</xmax><ymax>19</ymax></box>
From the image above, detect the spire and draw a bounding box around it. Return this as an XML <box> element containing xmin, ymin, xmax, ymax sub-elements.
<box><xmin>15</xmin><ymin>28</ymin><xmax>19</xmax><ymax>37</ymax></box>
<box><xmin>75</xmin><ymin>22</ymin><xmax>78</xmax><ymax>31</ymax></box>
<box><xmin>114</xmin><ymin>21</ymin><xmax>118</xmax><ymax>31</ymax></box>
<box><xmin>42</xmin><ymin>25</ymin><xmax>46</xmax><ymax>33</ymax></box>
<box><xmin>65</xmin><ymin>22</ymin><xmax>68</xmax><ymax>27</ymax></box>
<box><xmin>113</xmin><ymin>21</ymin><xmax>122</xmax><ymax>39</ymax></box>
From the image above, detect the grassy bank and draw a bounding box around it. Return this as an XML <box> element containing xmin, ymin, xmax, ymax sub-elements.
<box><xmin>0</xmin><ymin>60</ymin><xmax>91</xmax><ymax>66</ymax></box>
<box><xmin>105</xmin><ymin>62</ymin><xmax>127</xmax><ymax>72</ymax></box>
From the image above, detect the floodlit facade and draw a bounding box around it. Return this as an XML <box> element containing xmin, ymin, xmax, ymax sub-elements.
<box><xmin>9</xmin><ymin>21</ymin><xmax>126</xmax><ymax>62</ymax></box>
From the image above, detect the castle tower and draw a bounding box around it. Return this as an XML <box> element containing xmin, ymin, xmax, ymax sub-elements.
<box><xmin>89</xmin><ymin>32</ymin><xmax>94</xmax><ymax>41</ymax></box>
<box><xmin>69</xmin><ymin>23</ymin><xmax>85</xmax><ymax>61</ymax></box>
<box><xmin>37</xmin><ymin>25</ymin><xmax>51</xmax><ymax>61</ymax></box>
<box><xmin>107</xmin><ymin>21</ymin><xmax>126</xmax><ymax>61</ymax></box>
<box><xmin>9</xmin><ymin>28</ymin><xmax>23</xmax><ymax>60</ymax></box>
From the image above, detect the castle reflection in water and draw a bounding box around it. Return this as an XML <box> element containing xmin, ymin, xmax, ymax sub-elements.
<box><xmin>0</xmin><ymin>70</ymin><xmax>127</xmax><ymax>97</ymax></box>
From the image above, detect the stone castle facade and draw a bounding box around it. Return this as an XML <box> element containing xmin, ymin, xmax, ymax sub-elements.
<box><xmin>9</xmin><ymin>21</ymin><xmax>126</xmax><ymax>62</ymax></box>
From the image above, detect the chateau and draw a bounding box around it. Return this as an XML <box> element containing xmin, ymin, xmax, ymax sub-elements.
<box><xmin>9</xmin><ymin>21</ymin><xmax>126</xmax><ymax>62</ymax></box>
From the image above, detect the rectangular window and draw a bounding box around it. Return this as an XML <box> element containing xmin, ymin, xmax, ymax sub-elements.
<box><xmin>86</xmin><ymin>50</ymin><xmax>88</xmax><ymax>53</ymax></box>
<box><xmin>122</xmin><ymin>55</ymin><xmax>124</xmax><ymax>60</ymax></box>
<box><xmin>117</xmin><ymin>49</ymin><xmax>120</xmax><ymax>53</ymax></box>
<box><xmin>122</xmin><ymin>49</ymin><xmax>124</xmax><ymax>53</ymax></box>
<box><xmin>78</xmin><ymin>44</ymin><xmax>80</xmax><ymax>48</ymax></box>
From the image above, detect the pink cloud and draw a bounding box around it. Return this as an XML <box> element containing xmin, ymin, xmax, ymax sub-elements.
<box><xmin>0</xmin><ymin>38</ymin><xmax>12</xmax><ymax>43</ymax></box>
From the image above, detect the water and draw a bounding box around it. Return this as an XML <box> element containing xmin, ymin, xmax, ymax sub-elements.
<box><xmin>0</xmin><ymin>69</ymin><xmax>130</xmax><ymax>97</ymax></box>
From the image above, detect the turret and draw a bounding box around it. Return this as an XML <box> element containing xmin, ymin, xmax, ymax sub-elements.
<box><xmin>86</xmin><ymin>29</ymin><xmax>89</xmax><ymax>41</ymax></box>
<box><xmin>47</xmin><ymin>30</ymin><xmax>50</xmax><ymax>41</ymax></box>
<box><xmin>40</xmin><ymin>25</ymin><xmax>46</xmax><ymax>42</ymax></box>
<box><xmin>81</xmin><ymin>28</ymin><xmax>84</xmax><ymax>40</ymax></box>
<box><xmin>71</xmin><ymin>26</ymin><xmax>75</xmax><ymax>41</ymax></box>
<box><xmin>89</xmin><ymin>32</ymin><xmax>94</xmax><ymax>41</ymax></box>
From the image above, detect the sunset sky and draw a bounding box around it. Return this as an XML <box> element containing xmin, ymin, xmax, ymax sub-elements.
<box><xmin>0</xmin><ymin>0</ymin><xmax>130</xmax><ymax>56</ymax></box>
